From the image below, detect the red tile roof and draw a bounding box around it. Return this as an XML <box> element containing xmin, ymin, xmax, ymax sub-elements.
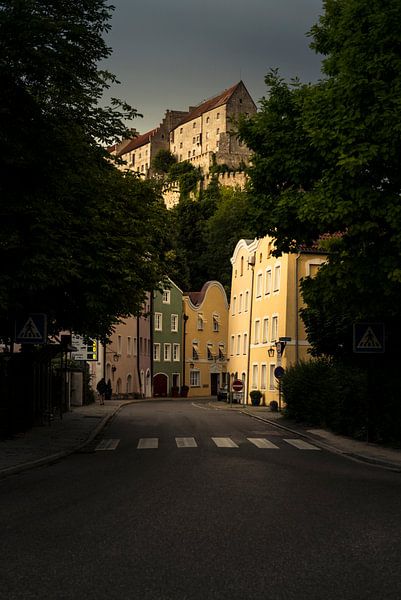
<box><xmin>116</xmin><ymin>128</ymin><xmax>159</xmax><ymax>157</ymax></box>
<box><xmin>175</xmin><ymin>82</ymin><xmax>243</xmax><ymax>127</ymax></box>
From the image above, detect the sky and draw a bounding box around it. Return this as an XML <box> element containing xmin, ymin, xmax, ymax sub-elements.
<box><xmin>103</xmin><ymin>0</ymin><xmax>324</xmax><ymax>134</ymax></box>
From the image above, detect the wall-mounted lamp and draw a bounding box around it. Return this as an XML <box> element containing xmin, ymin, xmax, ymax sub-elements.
<box><xmin>113</xmin><ymin>353</ymin><xmax>120</xmax><ymax>362</ymax></box>
<box><xmin>268</xmin><ymin>346</ymin><xmax>275</xmax><ymax>357</ymax></box>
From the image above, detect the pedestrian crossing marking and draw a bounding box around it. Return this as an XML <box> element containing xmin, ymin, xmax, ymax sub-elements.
<box><xmin>137</xmin><ymin>437</ymin><xmax>159</xmax><ymax>449</ymax></box>
<box><xmin>283</xmin><ymin>439</ymin><xmax>320</xmax><ymax>450</ymax></box>
<box><xmin>175</xmin><ymin>437</ymin><xmax>197</xmax><ymax>447</ymax></box>
<box><xmin>247</xmin><ymin>438</ymin><xmax>279</xmax><ymax>449</ymax></box>
<box><xmin>212</xmin><ymin>437</ymin><xmax>238</xmax><ymax>448</ymax></box>
<box><xmin>95</xmin><ymin>439</ymin><xmax>120</xmax><ymax>451</ymax></box>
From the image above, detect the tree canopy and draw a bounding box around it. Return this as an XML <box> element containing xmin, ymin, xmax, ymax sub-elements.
<box><xmin>238</xmin><ymin>0</ymin><xmax>401</xmax><ymax>356</ymax></box>
<box><xmin>0</xmin><ymin>0</ymin><xmax>169</xmax><ymax>339</ymax></box>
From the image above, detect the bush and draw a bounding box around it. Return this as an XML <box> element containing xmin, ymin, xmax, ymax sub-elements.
<box><xmin>282</xmin><ymin>359</ymin><xmax>368</xmax><ymax>437</ymax></box>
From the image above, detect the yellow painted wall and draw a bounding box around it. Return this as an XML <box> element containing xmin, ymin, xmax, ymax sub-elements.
<box><xmin>183</xmin><ymin>281</ymin><xmax>229</xmax><ymax>398</ymax></box>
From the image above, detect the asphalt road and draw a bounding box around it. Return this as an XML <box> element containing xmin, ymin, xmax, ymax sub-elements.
<box><xmin>1</xmin><ymin>399</ymin><xmax>401</xmax><ymax>600</ymax></box>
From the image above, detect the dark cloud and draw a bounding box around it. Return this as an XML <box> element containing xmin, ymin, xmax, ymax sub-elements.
<box><xmin>103</xmin><ymin>0</ymin><xmax>323</xmax><ymax>133</ymax></box>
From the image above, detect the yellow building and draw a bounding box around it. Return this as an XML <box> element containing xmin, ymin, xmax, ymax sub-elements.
<box><xmin>228</xmin><ymin>237</ymin><xmax>326</xmax><ymax>406</ymax></box>
<box><xmin>183</xmin><ymin>281</ymin><xmax>229</xmax><ymax>398</ymax></box>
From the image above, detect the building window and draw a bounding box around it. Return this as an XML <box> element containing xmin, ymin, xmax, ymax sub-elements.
<box><xmin>197</xmin><ymin>314</ymin><xmax>204</xmax><ymax>331</ymax></box>
<box><xmin>133</xmin><ymin>337</ymin><xmax>137</xmax><ymax>356</ymax></box>
<box><xmin>262</xmin><ymin>318</ymin><xmax>269</xmax><ymax>344</ymax></box>
<box><xmin>269</xmin><ymin>364</ymin><xmax>276</xmax><ymax>390</ymax></box>
<box><xmin>238</xmin><ymin>294</ymin><xmax>243</xmax><ymax>313</ymax></box>
<box><xmin>180</xmin><ymin>127</ymin><xmax>183</xmax><ymax>134</ymax></box>
<box><xmin>236</xmin><ymin>335</ymin><xmax>241</xmax><ymax>355</ymax></box>
<box><xmin>164</xmin><ymin>343</ymin><xmax>171</xmax><ymax>361</ymax></box>
<box><xmin>230</xmin><ymin>335</ymin><xmax>235</xmax><ymax>356</ymax></box>
<box><xmin>232</xmin><ymin>297</ymin><xmax>236</xmax><ymax>315</ymax></box>
<box><xmin>212</xmin><ymin>315</ymin><xmax>219</xmax><ymax>332</ymax></box>
<box><xmin>190</xmin><ymin>370</ymin><xmax>200</xmax><ymax>387</ymax></box>
<box><xmin>271</xmin><ymin>316</ymin><xmax>278</xmax><ymax>341</ymax></box>
<box><xmin>173</xmin><ymin>343</ymin><xmax>180</xmax><ymax>361</ymax></box>
<box><xmin>245</xmin><ymin>291</ymin><xmax>249</xmax><ymax>311</ymax></box>
<box><xmin>207</xmin><ymin>344</ymin><xmax>215</xmax><ymax>360</ymax></box>
<box><xmin>206</xmin><ymin>116</ymin><xmax>210</xmax><ymax>124</ymax></box>
<box><xmin>188</xmin><ymin>151</ymin><xmax>191</xmax><ymax>158</ymax></box>
<box><xmin>162</xmin><ymin>290</ymin><xmax>171</xmax><ymax>304</ymax></box>
<box><xmin>153</xmin><ymin>343</ymin><xmax>161</xmax><ymax>361</ymax></box>
<box><xmin>193</xmin><ymin>137</ymin><xmax>196</xmax><ymax>144</ymax></box>
<box><xmin>180</xmin><ymin>142</ymin><xmax>183</xmax><ymax>148</ymax></box>
<box><xmin>252</xmin><ymin>364</ymin><xmax>258</xmax><ymax>389</ymax></box>
<box><xmin>127</xmin><ymin>336</ymin><xmax>132</xmax><ymax>356</ymax></box>
<box><xmin>261</xmin><ymin>364</ymin><xmax>267</xmax><ymax>390</ymax></box>
<box><xmin>254</xmin><ymin>320</ymin><xmax>260</xmax><ymax>344</ymax></box>
<box><xmin>243</xmin><ymin>333</ymin><xmax>248</xmax><ymax>355</ymax></box>
<box><xmin>216</xmin><ymin>128</ymin><xmax>220</xmax><ymax>135</ymax></box>
<box><xmin>171</xmin><ymin>314</ymin><xmax>178</xmax><ymax>332</ymax></box>
<box><xmin>192</xmin><ymin>343</ymin><xmax>199</xmax><ymax>360</ymax></box>
<box><xmin>240</xmin><ymin>256</ymin><xmax>244</xmax><ymax>276</ymax></box>
<box><xmin>193</xmin><ymin>122</ymin><xmax>196</xmax><ymax>128</ymax></box>
<box><xmin>274</xmin><ymin>265</ymin><xmax>281</xmax><ymax>292</ymax></box>
<box><xmin>256</xmin><ymin>273</ymin><xmax>263</xmax><ymax>297</ymax></box>
<box><xmin>265</xmin><ymin>269</ymin><xmax>272</xmax><ymax>295</ymax></box>
<box><xmin>192</xmin><ymin>149</ymin><xmax>195</xmax><ymax>156</ymax></box>
<box><xmin>155</xmin><ymin>313</ymin><xmax>162</xmax><ymax>331</ymax></box>
<box><xmin>117</xmin><ymin>335</ymin><xmax>122</xmax><ymax>355</ymax></box>
<box><xmin>218</xmin><ymin>344</ymin><xmax>225</xmax><ymax>360</ymax></box>
<box><xmin>216</xmin><ymin>112</ymin><xmax>220</xmax><ymax>120</ymax></box>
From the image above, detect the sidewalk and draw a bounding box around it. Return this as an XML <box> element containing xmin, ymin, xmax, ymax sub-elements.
<box><xmin>0</xmin><ymin>400</ymin><xmax>132</xmax><ymax>479</ymax></box>
<box><xmin>1</xmin><ymin>398</ymin><xmax>401</xmax><ymax>478</ymax></box>
<box><xmin>209</xmin><ymin>399</ymin><xmax>401</xmax><ymax>472</ymax></box>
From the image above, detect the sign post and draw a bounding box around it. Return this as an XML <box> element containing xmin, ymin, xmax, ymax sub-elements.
<box><xmin>353</xmin><ymin>323</ymin><xmax>385</xmax><ymax>442</ymax></box>
<box><xmin>232</xmin><ymin>379</ymin><xmax>244</xmax><ymax>405</ymax></box>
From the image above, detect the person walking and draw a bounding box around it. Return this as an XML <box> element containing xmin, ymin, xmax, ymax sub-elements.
<box><xmin>96</xmin><ymin>377</ymin><xmax>107</xmax><ymax>405</ymax></box>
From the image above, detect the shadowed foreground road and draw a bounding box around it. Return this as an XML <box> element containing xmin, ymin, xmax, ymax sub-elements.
<box><xmin>1</xmin><ymin>400</ymin><xmax>401</xmax><ymax>600</ymax></box>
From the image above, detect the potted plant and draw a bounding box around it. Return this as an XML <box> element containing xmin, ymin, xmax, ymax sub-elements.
<box><xmin>180</xmin><ymin>385</ymin><xmax>189</xmax><ymax>398</ymax></box>
<box><xmin>250</xmin><ymin>390</ymin><xmax>263</xmax><ymax>406</ymax></box>
<box><xmin>269</xmin><ymin>400</ymin><xmax>279</xmax><ymax>412</ymax></box>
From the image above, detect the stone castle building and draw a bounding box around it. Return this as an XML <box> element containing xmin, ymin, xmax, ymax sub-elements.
<box><xmin>109</xmin><ymin>82</ymin><xmax>256</xmax><ymax>206</ymax></box>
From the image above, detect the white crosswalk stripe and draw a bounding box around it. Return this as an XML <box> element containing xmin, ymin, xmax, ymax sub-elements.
<box><xmin>175</xmin><ymin>437</ymin><xmax>198</xmax><ymax>447</ymax></box>
<box><xmin>247</xmin><ymin>438</ymin><xmax>279</xmax><ymax>449</ymax></box>
<box><xmin>137</xmin><ymin>437</ymin><xmax>159</xmax><ymax>449</ymax></box>
<box><xmin>95</xmin><ymin>439</ymin><xmax>120</xmax><ymax>451</ymax></box>
<box><xmin>212</xmin><ymin>437</ymin><xmax>239</xmax><ymax>448</ymax></box>
<box><xmin>283</xmin><ymin>438</ymin><xmax>321</xmax><ymax>450</ymax></box>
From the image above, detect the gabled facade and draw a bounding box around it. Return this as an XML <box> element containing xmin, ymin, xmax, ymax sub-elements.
<box><xmin>183</xmin><ymin>281</ymin><xmax>229</xmax><ymax>398</ymax></box>
<box><xmin>228</xmin><ymin>237</ymin><xmax>326</xmax><ymax>406</ymax></box>
<box><xmin>152</xmin><ymin>280</ymin><xmax>183</xmax><ymax>397</ymax></box>
<box><xmin>169</xmin><ymin>81</ymin><xmax>257</xmax><ymax>175</ymax></box>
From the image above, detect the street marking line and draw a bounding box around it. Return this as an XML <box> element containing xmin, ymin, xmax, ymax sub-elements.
<box><xmin>283</xmin><ymin>439</ymin><xmax>321</xmax><ymax>450</ymax></box>
<box><xmin>95</xmin><ymin>439</ymin><xmax>120</xmax><ymax>451</ymax></box>
<box><xmin>212</xmin><ymin>437</ymin><xmax>239</xmax><ymax>448</ymax></box>
<box><xmin>247</xmin><ymin>438</ymin><xmax>279</xmax><ymax>449</ymax></box>
<box><xmin>175</xmin><ymin>437</ymin><xmax>198</xmax><ymax>448</ymax></box>
<box><xmin>137</xmin><ymin>438</ymin><xmax>159</xmax><ymax>449</ymax></box>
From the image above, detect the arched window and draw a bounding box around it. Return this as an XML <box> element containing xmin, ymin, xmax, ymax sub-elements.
<box><xmin>126</xmin><ymin>374</ymin><xmax>132</xmax><ymax>393</ymax></box>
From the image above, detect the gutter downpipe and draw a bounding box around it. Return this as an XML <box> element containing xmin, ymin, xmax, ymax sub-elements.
<box><xmin>295</xmin><ymin>252</ymin><xmax>301</xmax><ymax>364</ymax></box>
<box><xmin>245</xmin><ymin>254</ymin><xmax>256</xmax><ymax>405</ymax></box>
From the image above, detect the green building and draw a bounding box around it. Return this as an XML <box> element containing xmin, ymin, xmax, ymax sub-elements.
<box><xmin>152</xmin><ymin>279</ymin><xmax>183</xmax><ymax>396</ymax></box>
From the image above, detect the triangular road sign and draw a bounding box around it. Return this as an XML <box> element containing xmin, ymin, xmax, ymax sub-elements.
<box><xmin>357</xmin><ymin>326</ymin><xmax>382</xmax><ymax>350</ymax></box>
<box><xmin>17</xmin><ymin>317</ymin><xmax>43</xmax><ymax>340</ymax></box>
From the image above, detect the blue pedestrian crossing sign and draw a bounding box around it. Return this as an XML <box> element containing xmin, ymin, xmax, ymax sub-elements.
<box><xmin>15</xmin><ymin>314</ymin><xmax>47</xmax><ymax>344</ymax></box>
<box><xmin>353</xmin><ymin>323</ymin><xmax>385</xmax><ymax>354</ymax></box>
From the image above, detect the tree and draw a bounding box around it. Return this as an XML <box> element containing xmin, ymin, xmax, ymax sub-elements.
<box><xmin>152</xmin><ymin>149</ymin><xmax>177</xmax><ymax>175</ymax></box>
<box><xmin>0</xmin><ymin>1</ymin><xmax>169</xmax><ymax>339</ymax></box>
<box><xmin>238</xmin><ymin>0</ymin><xmax>401</xmax><ymax>356</ymax></box>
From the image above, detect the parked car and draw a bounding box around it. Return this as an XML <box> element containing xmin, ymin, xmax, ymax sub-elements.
<box><xmin>217</xmin><ymin>385</ymin><xmax>228</xmax><ymax>401</ymax></box>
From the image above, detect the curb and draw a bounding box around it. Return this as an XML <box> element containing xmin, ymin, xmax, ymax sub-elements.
<box><xmin>0</xmin><ymin>402</ymin><xmax>129</xmax><ymax>480</ymax></box>
<box><xmin>239</xmin><ymin>409</ymin><xmax>401</xmax><ymax>473</ymax></box>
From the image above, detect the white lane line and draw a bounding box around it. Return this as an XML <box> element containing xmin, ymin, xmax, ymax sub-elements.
<box><xmin>175</xmin><ymin>437</ymin><xmax>198</xmax><ymax>448</ymax></box>
<box><xmin>283</xmin><ymin>438</ymin><xmax>321</xmax><ymax>450</ymax></box>
<box><xmin>95</xmin><ymin>439</ymin><xmax>120</xmax><ymax>451</ymax></box>
<box><xmin>247</xmin><ymin>438</ymin><xmax>279</xmax><ymax>449</ymax></box>
<box><xmin>212</xmin><ymin>437</ymin><xmax>239</xmax><ymax>448</ymax></box>
<box><xmin>137</xmin><ymin>438</ymin><xmax>159</xmax><ymax>449</ymax></box>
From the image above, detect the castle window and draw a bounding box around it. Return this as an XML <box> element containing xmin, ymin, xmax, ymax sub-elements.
<box><xmin>216</xmin><ymin>112</ymin><xmax>220</xmax><ymax>119</ymax></box>
<box><xmin>193</xmin><ymin>122</ymin><xmax>196</xmax><ymax>128</ymax></box>
<box><xmin>206</xmin><ymin>116</ymin><xmax>210</xmax><ymax>123</ymax></box>
<box><xmin>193</xmin><ymin>137</ymin><xmax>196</xmax><ymax>144</ymax></box>
<box><xmin>180</xmin><ymin>128</ymin><xmax>183</xmax><ymax>134</ymax></box>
